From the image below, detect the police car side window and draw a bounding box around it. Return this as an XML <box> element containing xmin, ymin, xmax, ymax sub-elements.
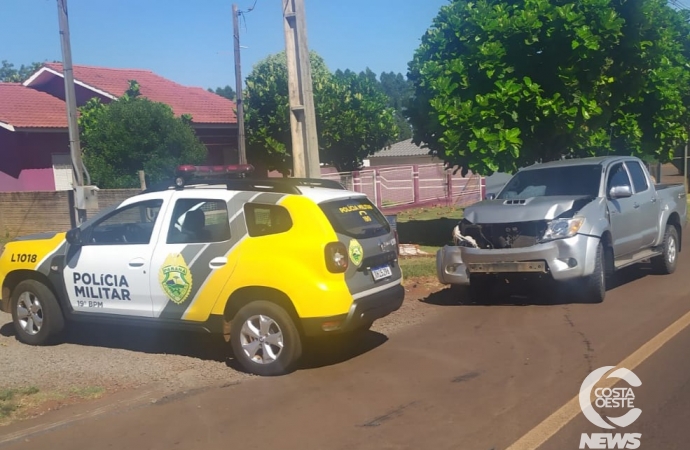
<box><xmin>87</xmin><ymin>200</ymin><xmax>163</xmax><ymax>245</ymax></box>
<box><xmin>244</xmin><ymin>204</ymin><xmax>293</xmax><ymax>237</ymax></box>
<box><xmin>166</xmin><ymin>199</ymin><xmax>231</xmax><ymax>244</ymax></box>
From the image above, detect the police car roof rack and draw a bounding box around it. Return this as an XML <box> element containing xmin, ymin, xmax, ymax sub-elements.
<box><xmin>141</xmin><ymin>165</ymin><xmax>347</xmax><ymax>195</ymax></box>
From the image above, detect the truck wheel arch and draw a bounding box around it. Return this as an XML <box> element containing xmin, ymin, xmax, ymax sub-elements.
<box><xmin>224</xmin><ymin>286</ymin><xmax>304</xmax><ymax>335</ymax></box>
<box><xmin>599</xmin><ymin>231</ymin><xmax>615</xmax><ymax>277</ymax></box>
<box><xmin>666</xmin><ymin>212</ymin><xmax>683</xmax><ymax>253</ymax></box>
<box><xmin>2</xmin><ymin>270</ymin><xmax>63</xmax><ymax>315</ymax></box>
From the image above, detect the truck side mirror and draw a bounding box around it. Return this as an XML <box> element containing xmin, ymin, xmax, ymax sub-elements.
<box><xmin>66</xmin><ymin>228</ymin><xmax>83</xmax><ymax>246</ymax></box>
<box><xmin>485</xmin><ymin>193</ymin><xmax>496</xmax><ymax>200</ymax></box>
<box><xmin>609</xmin><ymin>185</ymin><xmax>633</xmax><ymax>199</ymax></box>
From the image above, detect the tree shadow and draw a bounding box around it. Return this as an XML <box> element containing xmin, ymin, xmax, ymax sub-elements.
<box><xmin>421</xmin><ymin>264</ymin><xmax>654</xmax><ymax>307</ymax></box>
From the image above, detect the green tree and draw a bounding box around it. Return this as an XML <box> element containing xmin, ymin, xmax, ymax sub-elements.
<box><xmin>380</xmin><ymin>71</ymin><xmax>413</xmax><ymax>140</ymax></box>
<box><xmin>0</xmin><ymin>61</ymin><xmax>43</xmax><ymax>82</ymax></box>
<box><xmin>79</xmin><ymin>81</ymin><xmax>207</xmax><ymax>188</ymax></box>
<box><xmin>208</xmin><ymin>85</ymin><xmax>236</xmax><ymax>101</ymax></box>
<box><xmin>244</xmin><ymin>52</ymin><xmax>399</xmax><ymax>173</ymax></box>
<box><xmin>407</xmin><ymin>0</ymin><xmax>690</xmax><ymax>176</ymax></box>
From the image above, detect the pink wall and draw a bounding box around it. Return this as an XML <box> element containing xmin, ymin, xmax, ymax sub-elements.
<box><xmin>0</xmin><ymin>129</ymin><xmax>67</xmax><ymax>192</ymax></box>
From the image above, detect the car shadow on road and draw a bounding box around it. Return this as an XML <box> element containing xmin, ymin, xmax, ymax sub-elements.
<box><xmin>421</xmin><ymin>264</ymin><xmax>655</xmax><ymax>307</ymax></box>
<box><xmin>3</xmin><ymin>321</ymin><xmax>232</xmax><ymax>362</ymax></box>
<box><xmin>0</xmin><ymin>319</ymin><xmax>388</xmax><ymax>374</ymax></box>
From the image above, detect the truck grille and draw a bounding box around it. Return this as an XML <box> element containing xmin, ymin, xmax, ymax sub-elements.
<box><xmin>461</xmin><ymin>220</ymin><xmax>548</xmax><ymax>249</ymax></box>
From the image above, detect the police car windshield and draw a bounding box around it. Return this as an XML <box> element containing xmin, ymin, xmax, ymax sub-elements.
<box><xmin>319</xmin><ymin>198</ymin><xmax>390</xmax><ymax>239</ymax></box>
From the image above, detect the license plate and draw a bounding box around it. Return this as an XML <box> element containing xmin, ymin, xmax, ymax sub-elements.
<box><xmin>371</xmin><ymin>264</ymin><xmax>393</xmax><ymax>281</ymax></box>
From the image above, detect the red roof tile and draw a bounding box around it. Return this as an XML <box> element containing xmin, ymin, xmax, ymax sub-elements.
<box><xmin>0</xmin><ymin>83</ymin><xmax>68</xmax><ymax>129</ymax></box>
<box><xmin>43</xmin><ymin>63</ymin><xmax>237</xmax><ymax>125</ymax></box>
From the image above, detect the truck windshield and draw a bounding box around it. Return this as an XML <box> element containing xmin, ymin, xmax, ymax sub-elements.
<box><xmin>497</xmin><ymin>164</ymin><xmax>602</xmax><ymax>199</ymax></box>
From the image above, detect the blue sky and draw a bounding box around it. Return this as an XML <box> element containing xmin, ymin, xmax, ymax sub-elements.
<box><xmin>1</xmin><ymin>0</ymin><xmax>449</xmax><ymax>89</ymax></box>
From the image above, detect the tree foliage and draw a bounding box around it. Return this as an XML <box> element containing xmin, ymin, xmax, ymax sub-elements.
<box><xmin>208</xmin><ymin>85</ymin><xmax>236</xmax><ymax>101</ymax></box>
<box><xmin>0</xmin><ymin>61</ymin><xmax>43</xmax><ymax>82</ymax></box>
<box><xmin>244</xmin><ymin>52</ymin><xmax>399</xmax><ymax>173</ymax></box>
<box><xmin>79</xmin><ymin>81</ymin><xmax>207</xmax><ymax>188</ymax></box>
<box><xmin>407</xmin><ymin>0</ymin><xmax>690</xmax><ymax>176</ymax></box>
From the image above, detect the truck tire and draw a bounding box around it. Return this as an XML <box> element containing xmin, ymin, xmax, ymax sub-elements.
<box><xmin>578</xmin><ymin>242</ymin><xmax>606</xmax><ymax>304</ymax></box>
<box><xmin>230</xmin><ymin>301</ymin><xmax>302</xmax><ymax>376</ymax></box>
<box><xmin>11</xmin><ymin>280</ymin><xmax>65</xmax><ymax>346</ymax></box>
<box><xmin>651</xmin><ymin>224</ymin><xmax>679</xmax><ymax>275</ymax></box>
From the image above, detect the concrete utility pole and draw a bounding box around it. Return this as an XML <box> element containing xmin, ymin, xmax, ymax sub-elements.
<box><xmin>57</xmin><ymin>0</ymin><xmax>87</xmax><ymax>225</ymax></box>
<box><xmin>282</xmin><ymin>0</ymin><xmax>320</xmax><ymax>178</ymax></box>
<box><xmin>232</xmin><ymin>4</ymin><xmax>247</xmax><ymax>165</ymax></box>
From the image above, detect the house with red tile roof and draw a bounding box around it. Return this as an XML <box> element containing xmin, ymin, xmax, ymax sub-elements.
<box><xmin>1</xmin><ymin>63</ymin><xmax>238</xmax><ymax>192</ymax></box>
<box><xmin>0</xmin><ymin>83</ymin><xmax>71</xmax><ymax>191</ymax></box>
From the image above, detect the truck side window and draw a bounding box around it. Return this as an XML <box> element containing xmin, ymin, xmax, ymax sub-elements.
<box><xmin>625</xmin><ymin>161</ymin><xmax>649</xmax><ymax>193</ymax></box>
<box><xmin>167</xmin><ymin>199</ymin><xmax>231</xmax><ymax>244</ymax></box>
<box><xmin>607</xmin><ymin>163</ymin><xmax>632</xmax><ymax>191</ymax></box>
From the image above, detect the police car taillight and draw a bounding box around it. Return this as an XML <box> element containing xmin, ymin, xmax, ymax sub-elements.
<box><xmin>325</xmin><ymin>242</ymin><xmax>348</xmax><ymax>273</ymax></box>
<box><xmin>175</xmin><ymin>164</ymin><xmax>255</xmax><ymax>186</ymax></box>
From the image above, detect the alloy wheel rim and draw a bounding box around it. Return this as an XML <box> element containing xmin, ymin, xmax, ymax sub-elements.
<box><xmin>16</xmin><ymin>292</ymin><xmax>43</xmax><ymax>336</ymax></box>
<box><xmin>239</xmin><ymin>314</ymin><xmax>284</xmax><ymax>364</ymax></box>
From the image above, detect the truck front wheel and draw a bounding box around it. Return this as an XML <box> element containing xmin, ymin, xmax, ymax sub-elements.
<box><xmin>576</xmin><ymin>242</ymin><xmax>606</xmax><ymax>304</ymax></box>
<box><xmin>651</xmin><ymin>224</ymin><xmax>679</xmax><ymax>275</ymax></box>
<box><xmin>230</xmin><ymin>301</ymin><xmax>303</xmax><ymax>376</ymax></box>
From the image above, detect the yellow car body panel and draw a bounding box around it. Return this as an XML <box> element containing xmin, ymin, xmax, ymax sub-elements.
<box><xmin>185</xmin><ymin>195</ymin><xmax>351</xmax><ymax>322</ymax></box>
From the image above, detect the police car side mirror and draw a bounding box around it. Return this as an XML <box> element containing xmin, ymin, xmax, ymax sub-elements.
<box><xmin>485</xmin><ymin>193</ymin><xmax>496</xmax><ymax>200</ymax></box>
<box><xmin>66</xmin><ymin>228</ymin><xmax>83</xmax><ymax>246</ymax></box>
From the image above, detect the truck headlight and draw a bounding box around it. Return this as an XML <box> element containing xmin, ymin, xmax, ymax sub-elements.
<box><xmin>542</xmin><ymin>217</ymin><xmax>585</xmax><ymax>241</ymax></box>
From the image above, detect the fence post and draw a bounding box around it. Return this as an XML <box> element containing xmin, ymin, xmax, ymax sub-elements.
<box><xmin>352</xmin><ymin>170</ymin><xmax>361</xmax><ymax>193</ymax></box>
<box><xmin>375</xmin><ymin>169</ymin><xmax>382</xmax><ymax>208</ymax></box>
<box><xmin>446</xmin><ymin>170</ymin><xmax>453</xmax><ymax>206</ymax></box>
<box><xmin>412</xmin><ymin>165</ymin><xmax>420</xmax><ymax>203</ymax></box>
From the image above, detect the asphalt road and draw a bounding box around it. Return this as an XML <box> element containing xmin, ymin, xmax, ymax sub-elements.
<box><xmin>3</xmin><ymin>232</ymin><xmax>690</xmax><ymax>450</ymax></box>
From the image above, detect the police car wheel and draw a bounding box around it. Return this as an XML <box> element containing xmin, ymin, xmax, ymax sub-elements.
<box><xmin>11</xmin><ymin>280</ymin><xmax>65</xmax><ymax>346</ymax></box>
<box><xmin>230</xmin><ymin>301</ymin><xmax>302</xmax><ymax>376</ymax></box>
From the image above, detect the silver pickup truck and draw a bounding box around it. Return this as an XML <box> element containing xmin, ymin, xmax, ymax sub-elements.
<box><xmin>437</xmin><ymin>156</ymin><xmax>687</xmax><ymax>303</ymax></box>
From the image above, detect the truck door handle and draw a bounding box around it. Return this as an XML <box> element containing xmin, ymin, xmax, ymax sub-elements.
<box><xmin>651</xmin><ymin>197</ymin><xmax>657</xmax><ymax>203</ymax></box>
<box><xmin>128</xmin><ymin>258</ymin><xmax>146</xmax><ymax>268</ymax></box>
<box><xmin>633</xmin><ymin>202</ymin><xmax>640</xmax><ymax>209</ymax></box>
<box><xmin>209</xmin><ymin>257</ymin><xmax>227</xmax><ymax>269</ymax></box>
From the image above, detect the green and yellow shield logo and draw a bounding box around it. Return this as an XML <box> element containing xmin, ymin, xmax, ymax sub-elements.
<box><xmin>349</xmin><ymin>239</ymin><xmax>364</xmax><ymax>267</ymax></box>
<box><xmin>159</xmin><ymin>253</ymin><xmax>193</xmax><ymax>305</ymax></box>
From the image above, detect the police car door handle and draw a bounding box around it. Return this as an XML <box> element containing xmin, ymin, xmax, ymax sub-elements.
<box><xmin>209</xmin><ymin>257</ymin><xmax>227</xmax><ymax>269</ymax></box>
<box><xmin>128</xmin><ymin>258</ymin><xmax>146</xmax><ymax>268</ymax></box>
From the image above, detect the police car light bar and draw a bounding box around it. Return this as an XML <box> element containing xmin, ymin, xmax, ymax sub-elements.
<box><xmin>175</xmin><ymin>164</ymin><xmax>255</xmax><ymax>187</ymax></box>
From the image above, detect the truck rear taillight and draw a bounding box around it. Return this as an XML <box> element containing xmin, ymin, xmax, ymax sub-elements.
<box><xmin>325</xmin><ymin>242</ymin><xmax>348</xmax><ymax>273</ymax></box>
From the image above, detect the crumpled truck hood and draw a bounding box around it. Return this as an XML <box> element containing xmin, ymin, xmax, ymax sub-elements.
<box><xmin>464</xmin><ymin>195</ymin><xmax>595</xmax><ymax>223</ymax></box>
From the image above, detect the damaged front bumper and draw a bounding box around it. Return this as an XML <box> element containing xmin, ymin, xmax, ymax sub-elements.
<box><xmin>436</xmin><ymin>233</ymin><xmax>601</xmax><ymax>285</ymax></box>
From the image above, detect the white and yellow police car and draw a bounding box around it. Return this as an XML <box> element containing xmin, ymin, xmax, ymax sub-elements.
<box><xmin>0</xmin><ymin>165</ymin><xmax>404</xmax><ymax>376</ymax></box>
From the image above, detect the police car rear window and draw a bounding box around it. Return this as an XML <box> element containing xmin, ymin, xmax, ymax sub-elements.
<box><xmin>319</xmin><ymin>198</ymin><xmax>390</xmax><ymax>239</ymax></box>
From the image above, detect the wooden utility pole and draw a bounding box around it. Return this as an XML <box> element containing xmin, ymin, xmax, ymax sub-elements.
<box><xmin>232</xmin><ymin>4</ymin><xmax>247</xmax><ymax>165</ymax></box>
<box><xmin>282</xmin><ymin>0</ymin><xmax>320</xmax><ymax>178</ymax></box>
<box><xmin>57</xmin><ymin>0</ymin><xmax>87</xmax><ymax>225</ymax></box>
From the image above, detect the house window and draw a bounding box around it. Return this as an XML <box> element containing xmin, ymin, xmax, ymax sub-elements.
<box><xmin>52</xmin><ymin>154</ymin><xmax>73</xmax><ymax>191</ymax></box>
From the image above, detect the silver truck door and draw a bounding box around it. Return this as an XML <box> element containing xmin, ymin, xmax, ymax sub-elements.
<box><xmin>605</xmin><ymin>162</ymin><xmax>639</xmax><ymax>258</ymax></box>
<box><xmin>625</xmin><ymin>160</ymin><xmax>659</xmax><ymax>248</ymax></box>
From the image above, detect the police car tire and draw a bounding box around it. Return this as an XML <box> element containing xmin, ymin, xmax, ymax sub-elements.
<box><xmin>230</xmin><ymin>301</ymin><xmax>302</xmax><ymax>377</ymax></box>
<box><xmin>11</xmin><ymin>280</ymin><xmax>65</xmax><ymax>346</ymax></box>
